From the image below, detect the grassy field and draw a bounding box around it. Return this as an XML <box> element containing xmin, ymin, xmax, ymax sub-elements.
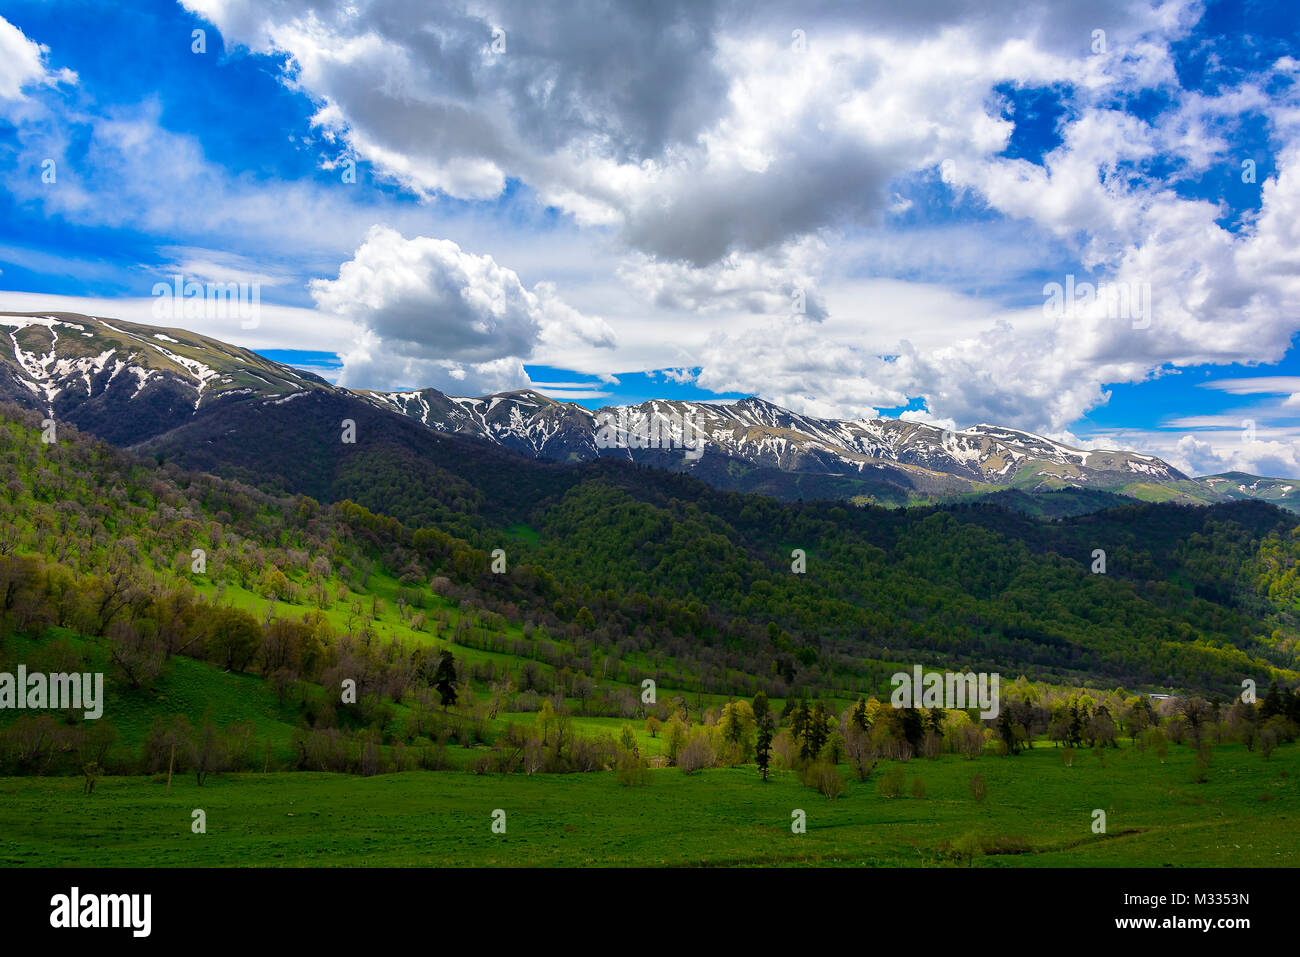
<box><xmin>1</xmin><ymin>741</ymin><xmax>1294</xmax><ymax>867</ymax></box>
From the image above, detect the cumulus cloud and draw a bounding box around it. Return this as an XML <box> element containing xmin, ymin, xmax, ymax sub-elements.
<box><xmin>183</xmin><ymin>0</ymin><xmax>729</xmax><ymax>213</ymax></box>
<box><xmin>678</xmin><ymin>56</ymin><xmax>1300</xmax><ymax>433</ymax></box>
<box><xmin>312</xmin><ymin>225</ymin><xmax>614</xmax><ymax>390</ymax></box>
<box><xmin>338</xmin><ymin>331</ymin><xmax>533</xmax><ymax>396</ymax></box>
<box><xmin>180</xmin><ymin>0</ymin><xmax>1184</xmax><ymax>265</ymax></box>
<box><xmin>1166</xmin><ymin>432</ymin><xmax>1300</xmax><ymax>478</ymax></box>
<box><xmin>1069</xmin><ymin>413</ymin><xmax>1300</xmax><ymax>479</ymax></box>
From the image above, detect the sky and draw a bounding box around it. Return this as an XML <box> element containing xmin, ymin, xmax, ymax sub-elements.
<box><xmin>1</xmin><ymin>0</ymin><xmax>1299</xmax><ymax>477</ymax></box>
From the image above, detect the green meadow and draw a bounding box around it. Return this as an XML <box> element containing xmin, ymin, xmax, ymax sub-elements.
<box><xmin>2</xmin><ymin>740</ymin><xmax>1294</xmax><ymax>868</ymax></box>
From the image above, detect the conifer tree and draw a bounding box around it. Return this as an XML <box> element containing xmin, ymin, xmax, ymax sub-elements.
<box><xmin>754</xmin><ymin>691</ymin><xmax>774</xmax><ymax>782</ymax></box>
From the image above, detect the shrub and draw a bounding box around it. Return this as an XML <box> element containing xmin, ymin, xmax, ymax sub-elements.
<box><xmin>570</xmin><ymin>734</ymin><xmax>617</xmax><ymax>772</ymax></box>
<box><xmin>417</xmin><ymin>742</ymin><xmax>450</xmax><ymax>770</ymax></box>
<box><xmin>951</xmin><ymin>831</ymin><xmax>983</xmax><ymax>867</ymax></box>
<box><xmin>678</xmin><ymin>731</ymin><xmax>716</xmax><ymax>774</ymax></box>
<box><xmin>981</xmin><ymin>833</ymin><xmax>1031</xmax><ymax>855</ymax></box>
<box><xmin>513</xmin><ymin>689</ymin><xmax>541</xmax><ymax>712</ymax></box>
<box><xmin>877</xmin><ymin>763</ymin><xmax>906</xmax><ymax>798</ymax></box>
<box><xmin>616</xmin><ymin>749</ymin><xmax>650</xmax><ymax>786</ymax></box>
<box><xmin>1259</xmin><ymin>726</ymin><xmax>1278</xmax><ymax>760</ymax></box>
<box><xmin>800</xmin><ymin>759</ymin><xmax>845</xmax><ymax>800</ymax></box>
<box><xmin>1143</xmin><ymin>727</ymin><xmax>1169</xmax><ymax>762</ymax></box>
<box><xmin>819</xmin><ymin>731</ymin><xmax>845</xmax><ymax>764</ymax></box>
<box><xmin>1191</xmin><ymin>745</ymin><xmax>1211</xmax><ymax>783</ymax></box>
<box><xmin>843</xmin><ymin>722</ymin><xmax>878</xmax><ymax>781</ymax></box>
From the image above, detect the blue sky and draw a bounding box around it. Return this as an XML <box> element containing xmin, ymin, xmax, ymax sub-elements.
<box><xmin>2</xmin><ymin>0</ymin><xmax>1300</xmax><ymax>475</ymax></box>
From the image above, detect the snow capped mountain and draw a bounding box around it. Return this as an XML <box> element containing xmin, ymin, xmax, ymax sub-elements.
<box><xmin>0</xmin><ymin>311</ymin><xmax>1195</xmax><ymax>503</ymax></box>
<box><xmin>1199</xmin><ymin>472</ymin><xmax>1300</xmax><ymax>513</ymax></box>
<box><xmin>0</xmin><ymin>312</ymin><xmax>329</xmax><ymax>445</ymax></box>
<box><xmin>366</xmin><ymin>389</ymin><xmax>1186</xmax><ymax>494</ymax></box>
<box><xmin>362</xmin><ymin>387</ymin><xmax>599</xmax><ymax>461</ymax></box>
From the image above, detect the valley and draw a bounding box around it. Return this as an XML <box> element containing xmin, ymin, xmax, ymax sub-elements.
<box><xmin>0</xmin><ymin>314</ymin><xmax>1297</xmax><ymax>871</ymax></box>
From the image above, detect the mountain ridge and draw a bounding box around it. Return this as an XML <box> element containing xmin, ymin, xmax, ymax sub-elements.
<box><xmin>3</xmin><ymin>310</ymin><xmax>1292</xmax><ymax>510</ymax></box>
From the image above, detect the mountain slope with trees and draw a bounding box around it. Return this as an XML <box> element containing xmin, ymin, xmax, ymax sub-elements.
<box><xmin>18</xmin><ymin>388</ymin><xmax>1296</xmax><ymax>696</ymax></box>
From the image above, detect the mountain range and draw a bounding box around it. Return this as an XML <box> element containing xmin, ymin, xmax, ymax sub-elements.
<box><xmin>1</xmin><ymin>310</ymin><xmax>1290</xmax><ymax>511</ymax></box>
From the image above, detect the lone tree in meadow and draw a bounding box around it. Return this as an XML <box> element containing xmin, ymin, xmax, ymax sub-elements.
<box><xmin>433</xmin><ymin>650</ymin><xmax>458</xmax><ymax>710</ymax></box>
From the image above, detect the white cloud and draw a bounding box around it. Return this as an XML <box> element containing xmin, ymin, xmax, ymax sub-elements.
<box><xmin>0</xmin><ymin>288</ymin><xmax>349</xmax><ymax>354</ymax></box>
<box><xmin>340</xmin><ymin>328</ymin><xmax>533</xmax><ymax>395</ymax></box>
<box><xmin>179</xmin><ymin>0</ymin><xmax>1186</xmax><ymax>266</ymax></box>
<box><xmin>1201</xmin><ymin>376</ymin><xmax>1300</xmax><ymax>395</ymax></box>
<box><xmin>1072</xmin><ymin>418</ymin><xmax>1300</xmax><ymax>479</ymax></box>
<box><xmin>158</xmin><ymin>247</ymin><xmax>297</xmax><ymax>289</ymax></box>
<box><xmin>618</xmin><ymin>237</ymin><xmax>829</xmax><ymax>319</ymax></box>
<box><xmin>0</xmin><ymin>15</ymin><xmax>75</xmax><ymax>103</ymax></box>
<box><xmin>660</xmin><ymin>368</ymin><xmax>698</xmax><ymax>385</ymax></box>
<box><xmin>312</xmin><ymin>225</ymin><xmax>614</xmax><ymax>389</ymax></box>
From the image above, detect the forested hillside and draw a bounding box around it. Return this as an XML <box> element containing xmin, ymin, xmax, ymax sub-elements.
<box><xmin>7</xmin><ymin>397</ymin><xmax>1293</xmax><ymax>697</ymax></box>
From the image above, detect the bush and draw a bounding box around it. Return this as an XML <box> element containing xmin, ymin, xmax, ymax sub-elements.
<box><xmin>1143</xmin><ymin>727</ymin><xmax>1169</xmax><ymax>762</ymax></box>
<box><xmin>417</xmin><ymin>742</ymin><xmax>450</xmax><ymax>770</ymax></box>
<box><xmin>1259</xmin><ymin>726</ymin><xmax>1279</xmax><ymax>760</ymax></box>
<box><xmin>513</xmin><ymin>689</ymin><xmax>541</xmax><ymax>712</ymax></box>
<box><xmin>969</xmin><ymin>772</ymin><xmax>987</xmax><ymax>803</ymax></box>
<box><xmin>678</xmin><ymin>731</ymin><xmax>716</xmax><ymax>774</ymax></box>
<box><xmin>616</xmin><ymin>750</ymin><xmax>650</xmax><ymax>786</ymax></box>
<box><xmin>877</xmin><ymin>763</ymin><xmax>906</xmax><ymax>798</ymax></box>
<box><xmin>981</xmin><ymin>833</ymin><xmax>1031</xmax><ymax>855</ymax></box>
<box><xmin>910</xmin><ymin>776</ymin><xmax>927</xmax><ymax>800</ymax></box>
<box><xmin>819</xmin><ymin>731</ymin><xmax>845</xmax><ymax>764</ymax></box>
<box><xmin>801</xmin><ymin>759</ymin><xmax>845</xmax><ymax>800</ymax></box>
<box><xmin>579</xmin><ymin>733</ymin><xmax>617</xmax><ymax>772</ymax></box>
<box><xmin>1191</xmin><ymin>745</ymin><xmax>1211</xmax><ymax>783</ymax></box>
<box><xmin>951</xmin><ymin>831</ymin><xmax>983</xmax><ymax>867</ymax></box>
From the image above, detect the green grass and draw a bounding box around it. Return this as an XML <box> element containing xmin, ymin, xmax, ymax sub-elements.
<box><xmin>1</xmin><ymin>741</ymin><xmax>1294</xmax><ymax>867</ymax></box>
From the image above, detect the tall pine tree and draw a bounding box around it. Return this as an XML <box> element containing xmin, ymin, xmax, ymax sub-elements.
<box><xmin>753</xmin><ymin>691</ymin><xmax>774</xmax><ymax>782</ymax></box>
<box><xmin>433</xmin><ymin>649</ymin><xmax>458</xmax><ymax>710</ymax></box>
